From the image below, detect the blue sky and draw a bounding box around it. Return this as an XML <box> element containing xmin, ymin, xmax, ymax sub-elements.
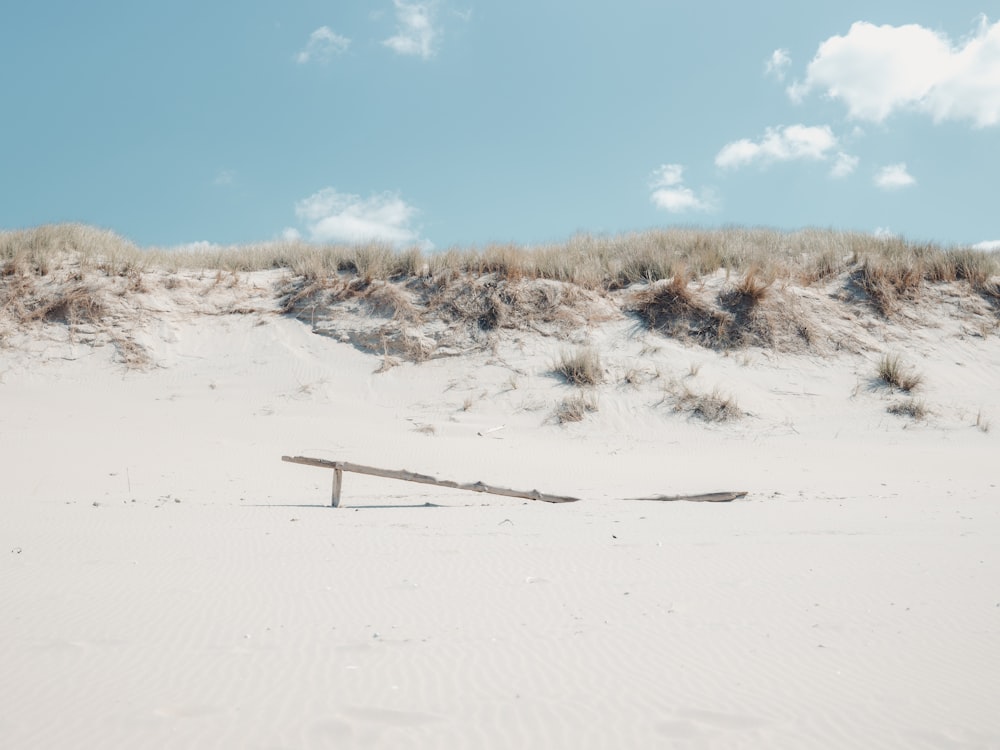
<box><xmin>2</xmin><ymin>1</ymin><xmax>998</xmax><ymax>250</ymax></box>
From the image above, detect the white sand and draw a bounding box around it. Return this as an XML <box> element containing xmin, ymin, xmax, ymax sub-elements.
<box><xmin>2</xmin><ymin>292</ymin><xmax>999</xmax><ymax>748</ymax></box>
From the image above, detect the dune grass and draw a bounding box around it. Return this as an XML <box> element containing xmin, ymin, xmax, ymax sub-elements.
<box><xmin>888</xmin><ymin>398</ymin><xmax>928</xmax><ymax>420</ymax></box>
<box><xmin>4</xmin><ymin>223</ymin><xmax>997</xmax><ymax>291</ymax></box>
<box><xmin>553</xmin><ymin>346</ymin><xmax>604</xmax><ymax>386</ymax></box>
<box><xmin>3</xmin><ymin>223</ymin><xmax>998</xmax><ymax>361</ymax></box>
<box><xmin>554</xmin><ymin>392</ymin><xmax>599</xmax><ymax>423</ymax></box>
<box><xmin>877</xmin><ymin>354</ymin><xmax>923</xmax><ymax>392</ymax></box>
<box><xmin>670</xmin><ymin>383</ymin><xmax>744</xmax><ymax>422</ymax></box>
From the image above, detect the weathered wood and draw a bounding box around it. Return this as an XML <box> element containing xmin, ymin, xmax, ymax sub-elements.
<box><xmin>332</xmin><ymin>468</ymin><xmax>343</xmax><ymax>508</ymax></box>
<box><xmin>282</xmin><ymin>455</ymin><xmax>581</xmax><ymax>504</ymax></box>
<box><xmin>625</xmin><ymin>491</ymin><xmax>747</xmax><ymax>503</ymax></box>
<box><xmin>282</xmin><ymin>455</ymin><xmax>748</xmax><ymax>506</ymax></box>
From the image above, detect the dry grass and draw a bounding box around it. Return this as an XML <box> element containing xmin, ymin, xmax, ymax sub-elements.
<box><xmin>630</xmin><ymin>272</ymin><xmax>728</xmax><ymax>345</ymax></box>
<box><xmin>671</xmin><ymin>383</ymin><xmax>743</xmax><ymax>422</ymax></box>
<box><xmin>888</xmin><ymin>398</ymin><xmax>928</xmax><ymax>420</ymax></box>
<box><xmin>851</xmin><ymin>240</ymin><xmax>1000</xmax><ymax>316</ymax></box>
<box><xmin>554</xmin><ymin>392</ymin><xmax>599</xmax><ymax>423</ymax></box>
<box><xmin>631</xmin><ymin>268</ymin><xmax>811</xmax><ymax>351</ymax></box>
<box><xmin>876</xmin><ymin>354</ymin><xmax>923</xmax><ymax>392</ymax></box>
<box><xmin>553</xmin><ymin>346</ymin><xmax>604</xmax><ymax>386</ymax></box>
<box><xmin>3</xmin><ymin>222</ymin><xmax>998</xmax><ymax>365</ymax></box>
<box><xmin>855</xmin><ymin>252</ymin><xmax>924</xmax><ymax>316</ymax></box>
<box><xmin>727</xmin><ymin>266</ymin><xmax>773</xmax><ymax>304</ymax></box>
<box><xmin>4</xmin><ymin>223</ymin><xmax>997</xmax><ymax>289</ymax></box>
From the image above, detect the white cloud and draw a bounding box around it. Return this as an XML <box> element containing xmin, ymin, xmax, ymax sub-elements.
<box><xmin>715</xmin><ymin>124</ymin><xmax>838</xmax><ymax>169</ymax></box>
<box><xmin>765</xmin><ymin>49</ymin><xmax>791</xmax><ymax>80</ymax></box>
<box><xmin>830</xmin><ymin>152</ymin><xmax>859</xmax><ymax>178</ymax></box>
<box><xmin>296</xmin><ymin>26</ymin><xmax>350</xmax><ymax>64</ymax></box>
<box><xmin>383</xmin><ymin>1</ymin><xmax>438</xmax><ymax>59</ymax></box>
<box><xmin>874</xmin><ymin>163</ymin><xmax>916</xmax><ymax>190</ymax></box>
<box><xmin>169</xmin><ymin>241</ymin><xmax>222</xmax><ymax>253</ymax></box>
<box><xmin>648</xmin><ymin>164</ymin><xmax>715</xmax><ymax>213</ymax></box>
<box><xmin>789</xmin><ymin>17</ymin><xmax>1000</xmax><ymax>126</ymax></box>
<box><xmin>873</xmin><ymin>227</ymin><xmax>897</xmax><ymax>239</ymax></box>
<box><xmin>291</xmin><ymin>187</ymin><xmax>425</xmax><ymax>246</ymax></box>
<box><xmin>972</xmin><ymin>240</ymin><xmax>1000</xmax><ymax>251</ymax></box>
<box><xmin>213</xmin><ymin>169</ymin><xmax>236</xmax><ymax>186</ymax></box>
<box><xmin>649</xmin><ymin>164</ymin><xmax>684</xmax><ymax>188</ymax></box>
<box><xmin>651</xmin><ymin>187</ymin><xmax>711</xmax><ymax>213</ymax></box>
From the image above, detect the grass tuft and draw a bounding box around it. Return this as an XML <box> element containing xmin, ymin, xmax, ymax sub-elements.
<box><xmin>876</xmin><ymin>354</ymin><xmax>923</xmax><ymax>392</ymax></box>
<box><xmin>887</xmin><ymin>398</ymin><xmax>927</xmax><ymax>420</ymax></box>
<box><xmin>630</xmin><ymin>272</ymin><xmax>728</xmax><ymax>345</ymax></box>
<box><xmin>553</xmin><ymin>346</ymin><xmax>604</xmax><ymax>386</ymax></box>
<box><xmin>554</xmin><ymin>392</ymin><xmax>598</xmax><ymax>423</ymax></box>
<box><xmin>671</xmin><ymin>383</ymin><xmax>743</xmax><ymax>422</ymax></box>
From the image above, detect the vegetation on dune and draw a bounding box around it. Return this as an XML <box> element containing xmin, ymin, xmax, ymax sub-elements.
<box><xmin>3</xmin><ymin>223</ymin><xmax>996</xmax><ymax>431</ymax></box>
<box><xmin>888</xmin><ymin>398</ymin><xmax>928</xmax><ymax>420</ymax></box>
<box><xmin>3</xmin><ymin>222</ymin><xmax>998</xmax><ymax>290</ymax></box>
<box><xmin>553</xmin><ymin>392</ymin><xmax>599</xmax><ymax>424</ymax></box>
<box><xmin>876</xmin><ymin>354</ymin><xmax>924</xmax><ymax>393</ymax></box>
<box><xmin>553</xmin><ymin>346</ymin><xmax>604</xmax><ymax>386</ymax></box>
<box><xmin>2</xmin><ymin>222</ymin><xmax>999</xmax><ymax>363</ymax></box>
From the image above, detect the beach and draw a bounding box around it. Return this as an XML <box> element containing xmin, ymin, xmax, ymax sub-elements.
<box><xmin>3</xmin><ymin>279</ymin><xmax>999</xmax><ymax>747</ymax></box>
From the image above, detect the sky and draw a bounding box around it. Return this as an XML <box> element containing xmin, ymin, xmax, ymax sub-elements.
<box><xmin>2</xmin><ymin>1</ymin><xmax>999</xmax><ymax>251</ymax></box>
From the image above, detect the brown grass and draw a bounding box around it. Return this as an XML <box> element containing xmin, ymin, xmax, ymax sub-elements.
<box><xmin>630</xmin><ymin>272</ymin><xmax>728</xmax><ymax>345</ymax></box>
<box><xmin>671</xmin><ymin>383</ymin><xmax>743</xmax><ymax>422</ymax></box>
<box><xmin>3</xmin><ymin>223</ymin><xmax>998</xmax><ymax>365</ymax></box>
<box><xmin>887</xmin><ymin>398</ymin><xmax>928</xmax><ymax>420</ymax></box>
<box><xmin>554</xmin><ymin>392</ymin><xmax>598</xmax><ymax>423</ymax></box>
<box><xmin>855</xmin><ymin>253</ymin><xmax>924</xmax><ymax>316</ymax></box>
<box><xmin>553</xmin><ymin>346</ymin><xmax>604</xmax><ymax>386</ymax></box>
<box><xmin>23</xmin><ymin>283</ymin><xmax>107</xmax><ymax>325</ymax></box>
<box><xmin>877</xmin><ymin>354</ymin><xmax>923</xmax><ymax>392</ymax></box>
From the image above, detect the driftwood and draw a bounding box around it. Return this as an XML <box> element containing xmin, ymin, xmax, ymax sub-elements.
<box><xmin>282</xmin><ymin>456</ymin><xmax>581</xmax><ymax>506</ymax></box>
<box><xmin>282</xmin><ymin>455</ymin><xmax>747</xmax><ymax>507</ymax></box>
<box><xmin>625</xmin><ymin>492</ymin><xmax>747</xmax><ymax>503</ymax></box>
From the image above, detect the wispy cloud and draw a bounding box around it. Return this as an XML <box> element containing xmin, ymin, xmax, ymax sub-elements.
<box><xmin>383</xmin><ymin>1</ymin><xmax>438</xmax><ymax>59</ymax></box>
<box><xmin>788</xmin><ymin>17</ymin><xmax>1000</xmax><ymax>127</ymax></box>
<box><xmin>972</xmin><ymin>240</ymin><xmax>1000</xmax><ymax>251</ymax></box>
<box><xmin>213</xmin><ymin>169</ymin><xmax>236</xmax><ymax>186</ymax></box>
<box><xmin>765</xmin><ymin>49</ymin><xmax>791</xmax><ymax>81</ymax></box>
<box><xmin>289</xmin><ymin>187</ymin><xmax>426</xmax><ymax>246</ymax></box>
<box><xmin>715</xmin><ymin>124</ymin><xmax>838</xmax><ymax>169</ymax></box>
<box><xmin>874</xmin><ymin>163</ymin><xmax>916</xmax><ymax>191</ymax></box>
<box><xmin>296</xmin><ymin>26</ymin><xmax>351</xmax><ymax>64</ymax></box>
<box><xmin>829</xmin><ymin>152</ymin><xmax>859</xmax><ymax>178</ymax></box>
<box><xmin>648</xmin><ymin>164</ymin><xmax>715</xmax><ymax>213</ymax></box>
<box><xmin>167</xmin><ymin>241</ymin><xmax>222</xmax><ymax>253</ymax></box>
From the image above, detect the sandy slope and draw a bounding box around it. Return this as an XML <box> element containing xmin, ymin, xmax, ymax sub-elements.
<box><xmin>2</xmin><ymin>287</ymin><xmax>999</xmax><ymax>749</ymax></box>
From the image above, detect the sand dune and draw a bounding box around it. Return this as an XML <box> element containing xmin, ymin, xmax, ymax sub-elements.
<box><xmin>2</xmin><ymin>238</ymin><xmax>1000</xmax><ymax>748</ymax></box>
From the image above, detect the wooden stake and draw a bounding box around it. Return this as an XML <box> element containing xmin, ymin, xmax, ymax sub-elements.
<box><xmin>332</xmin><ymin>468</ymin><xmax>343</xmax><ymax>508</ymax></box>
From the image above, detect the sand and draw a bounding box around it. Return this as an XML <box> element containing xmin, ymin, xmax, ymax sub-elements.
<box><xmin>2</xmin><ymin>282</ymin><xmax>999</xmax><ymax>748</ymax></box>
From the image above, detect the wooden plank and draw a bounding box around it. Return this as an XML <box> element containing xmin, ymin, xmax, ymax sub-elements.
<box><xmin>282</xmin><ymin>456</ymin><xmax>747</xmax><ymax>506</ymax></box>
<box><xmin>625</xmin><ymin>491</ymin><xmax>747</xmax><ymax>503</ymax></box>
<box><xmin>282</xmin><ymin>456</ymin><xmax>581</xmax><ymax>504</ymax></box>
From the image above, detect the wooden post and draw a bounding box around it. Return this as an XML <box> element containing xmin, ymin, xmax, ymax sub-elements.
<box><xmin>332</xmin><ymin>468</ymin><xmax>343</xmax><ymax>508</ymax></box>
